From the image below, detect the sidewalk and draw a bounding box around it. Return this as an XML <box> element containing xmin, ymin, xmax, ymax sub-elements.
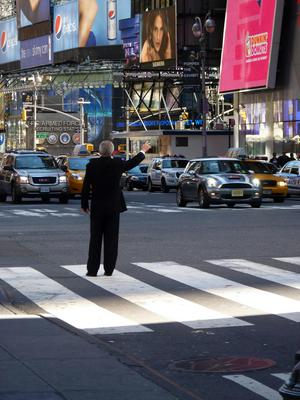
<box><xmin>0</xmin><ymin>303</ymin><xmax>178</xmax><ymax>400</ymax></box>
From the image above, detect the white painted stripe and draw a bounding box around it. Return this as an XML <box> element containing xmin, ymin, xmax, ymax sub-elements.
<box><xmin>206</xmin><ymin>259</ymin><xmax>300</xmax><ymax>290</ymax></box>
<box><xmin>272</xmin><ymin>373</ymin><xmax>290</xmax><ymax>382</ymax></box>
<box><xmin>134</xmin><ymin>261</ymin><xmax>300</xmax><ymax>322</ymax></box>
<box><xmin>223</xmin><ymin>375</ymin><xmax>282</xmax><ymax>400</ymax></box>
<box><xmin>0</xmin><ymin>267</ymin><xmax>151</xmax><ymax>334</ymax></box>
<box><xmin>274</xmin><ymin>257</ymin><xmax>300</xmax><ymax>266</ymax></box>
<box><xmin>62</xmin><ymin>265</ymin><xmax>251</xmax><ymax>329</ymax></box>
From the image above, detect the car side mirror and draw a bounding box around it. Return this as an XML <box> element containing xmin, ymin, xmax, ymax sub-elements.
<box><xmin>61</xmin><ymin>165</ymin><xmax>68</xmax><ymax>172</ymax></box>
<box><xmin>3</xmin><ymin>165</ymin><xmax>13</xmax><ymax>171</ymax></box>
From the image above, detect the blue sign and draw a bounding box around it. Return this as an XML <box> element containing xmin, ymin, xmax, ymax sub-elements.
<box><xmin>53</xmin><ymin>0</ymin><xmax>79</xmax><ymax>53</ymax></box>
<box><xmin>20</xmin><ymin>35</ymin><xmax>52</xmax><ymax>69</ymax></box>
<box><xmin>0</xmin><ymin>134</ymin><xmax>5</xmax><ymax>145</ymax></box>
<box><xmin>17</xmin><ymin>0</ymin><xmax>50</xmax><ymax>28</ymax></box>
<box><xmin>0</xmin><ymin>18</ymin><xmax>20</xmax><ymax>64</ymax></box>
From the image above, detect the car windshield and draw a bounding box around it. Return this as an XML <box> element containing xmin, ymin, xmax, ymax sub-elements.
<box><xmin>128</xmin><ymin>165</ymin><xmax>148</xmax><ymax>174</ymax></box>
<box><xmin>162</xmin><ymin>159</ymin><xmax>188</xmax><ymax>169</ymax></box>
<box><xmin>200</xmin><ymin>160</ymin><xmax>249</xmax><ymax>174</ymax></box>
<box><xmin>15</xmin><ymin>156</ymin><xmax>57</xmax><ymax>169</ymax></box>
<box><xmin>69</xmin><ymin>157</ymin><xmax>92</xmax><ymax>170</ymax></box>
<box><xmin>240</xmin><ymin>161</ymin><xmax>274</xmax><ymax>174</ymax></box>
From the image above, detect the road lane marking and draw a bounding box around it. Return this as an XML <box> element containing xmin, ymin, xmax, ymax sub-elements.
<box><xmin>134</xmin><ymin>261</ymin><xmax>300</xmax><ymax>322</ymax></box>
<box><xmin>206</xmin><ymin>259</ymin><xmax>300</xmax><ymax>290</ymax></box>
<box><xmin>62</xmin><ymin>265</ymin><xmax>251</xmax><ymax>329</ymax></box>
<box><xmin>274</xmin><ymin>257</ymin><xmax>300</xmax><ymax>266</ymax></box>
<box><xmin>223</xmin><ymin>375</ymin><xmax>282</xmax><ymax>400</ymax></box>
<box><xmin>272</xmin><ymin>373</ymin><xmax>290</xmax><ymax>381</ymax></box>
<box><xmin>0</xmin><ymin>267</ymin><xmax>151</xmax><ymax>335</ymax></box>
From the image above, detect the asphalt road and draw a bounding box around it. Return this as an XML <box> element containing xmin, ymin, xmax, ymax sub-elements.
<box><xmin>1</xmin><ymin>191</ymin><xmax>300</xmax><ymax>400</ymax></box>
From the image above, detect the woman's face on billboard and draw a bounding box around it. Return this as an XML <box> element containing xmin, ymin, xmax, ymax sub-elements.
<box><xmin>152</xmin><ymin>15</ymin><xmax>163</xmax><ymax>52</ymax></box>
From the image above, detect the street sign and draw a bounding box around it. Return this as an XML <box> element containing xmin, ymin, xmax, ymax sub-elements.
<box><xmin>36</xmin><ymin>133</ymin><xmax>48</xmax><ymax>139</ymax></box>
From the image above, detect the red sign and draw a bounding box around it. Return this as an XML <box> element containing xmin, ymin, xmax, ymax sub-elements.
<box><xmin>219</xmin><ymin>0</ymin><xmax>284</xmax><ymax>93</ymax></box>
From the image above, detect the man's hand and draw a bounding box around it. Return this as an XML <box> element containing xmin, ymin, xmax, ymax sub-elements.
<box><xmin>141</xmin><ymin>142</ymin><xmax>151</xmax><ymax>153</ymax></box>
<box><xmin>81</xmin><ymin>208</ymin><xmax>90</xmax><ymax>215</ymax></box>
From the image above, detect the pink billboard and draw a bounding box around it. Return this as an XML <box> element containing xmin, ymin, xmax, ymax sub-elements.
<box><xmin>219</xmin><ymin>0</ymin><xmax>284</xmax><ymax>93</ymax></box>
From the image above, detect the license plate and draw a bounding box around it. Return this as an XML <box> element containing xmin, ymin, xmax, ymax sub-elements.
<box><xmin>263</xmin><ymin>189</ymin><xmax>272</xmax><ymax>195</ymax></box>
<box><xmin>231</xmin><ymin>189</ymin><xmax>243</xmax><ymax>197</ymax></box>
<box><xmin>40</xmin><ymin>186</ymin><xmax>50</xmax><ymax>193</ymax></box>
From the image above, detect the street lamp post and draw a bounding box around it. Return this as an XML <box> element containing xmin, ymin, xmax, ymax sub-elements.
<box><xmin>192</xmin><ymin>14</ymin><xmax>216</xmax><ymax>157</ymax></box>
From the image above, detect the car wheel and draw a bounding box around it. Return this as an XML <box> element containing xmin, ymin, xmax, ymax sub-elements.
<box><xmin>273</xmin><ymin>197</ymin><xmax>284</xmax><ymax>203</ymax></box>
<box><xmin>250</xmin><ymin>200</ymin><xmax>261</xmax><ymax>208</ymax></box>
<box><xmin>126</xmin><ymin>179</ymin><xmax>133</xmax><ymax>191</ymax></box>
<box><xmin>227</xmin><ymin>203</ymin><xmax>235</xmax><ymax>208</ymax></box>
<box><xmin>148</xmin><ymin>179</ymin><xmax>155</xmax><ymax>192</ymax></box>
<box><xmin>176</xmin><ymin>187</ymin><xmax>187</xmax><ymax>207</ymax></box>
<box><xmin>198</xmin><ymin>187</ymin><xmax>210</xmax><ymax>208</ymax></box>
<box><xmin>161</xmin><ymin>179</ymin><xmax>169</xmax><ymax>193</ymax></box>
<box><xmin>0</xmin><ymin>193</ymin><xmax>7</xmax><ymax>202</ymax></box>
<box><xmin>11</xmin><ymin>184</ymin><xmax>22</xmax><ymax>204</ymax></box>
<box><xmin>59</xmin><ymin>194</ymin><xmax>69</xmax><ymax>204</ymax></box>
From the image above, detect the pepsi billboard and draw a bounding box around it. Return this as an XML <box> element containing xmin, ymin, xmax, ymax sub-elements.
<box><xmin>53</xmin><ymin>0</ymin><xmax>79</xmax><ymax>53</ymax></box>
<box><xmin>53</xmin><ymin>0</ymin><xmax>131</xmax><ymax>53</ymax></box>
<box><xmin>16</xmin><ymin>0</ymin><xmax>51</xmax><ymax>28</ymax></box>
<box><xmin>0</xmin><ymin>18</ymin><xmax>20</xmax><ymax>64</ymax></box>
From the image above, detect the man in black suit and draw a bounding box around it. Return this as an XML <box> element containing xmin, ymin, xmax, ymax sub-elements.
<box><xmin>81</xmin><ymin>140</ymin><xmax>151</xmax><ymax>277</ymax></box>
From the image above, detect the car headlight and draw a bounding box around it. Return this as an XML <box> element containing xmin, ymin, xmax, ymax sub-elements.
<box><xmin>59</xmin><ymin>175</ymin><xmax>68</xmax><ymax>183</ymax></box>
<box><xmin>18</xmin><ymin>176</ymin><xmax>29</xmax><ymax>184</ymax></box>
<box><xmin>131</xmin><ymin>176</ymin><xmax>139</xmax><ymax>181</ymax></box>
<box><xmin>207</xmin><ymin>178</ymin><xmax>218</xmax><ymax>188</ymax></box>
<box><xmin>251</xmin><ymin>178</ymin><xmax>261</xmax><ymax>187</ymax></box>
<box><xmin>70</xmin><ymin>174</ymin><xmax>82</xmax><ymax>181</ymax></box>
<box><xmin>277</xmin><ymin>181</ymin><xmax>287</xmax><ymax>187</ymax></box>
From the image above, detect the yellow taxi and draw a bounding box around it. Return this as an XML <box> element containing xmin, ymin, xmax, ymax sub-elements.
<box><xmin>56</xmin><ymin>155</ymin><xmax>96</xmax><ymax>196</ymax></box>
<box><xmin>240</xmin><ymin>159</ymin><xmax>288</xmax><ymax>203</ymax></box>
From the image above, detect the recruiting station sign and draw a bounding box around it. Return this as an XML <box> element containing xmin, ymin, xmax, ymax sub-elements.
<box><xmin>219</xmin><ymin>0</ymin><xmax>284</xmax><ymax>93</ymax></box>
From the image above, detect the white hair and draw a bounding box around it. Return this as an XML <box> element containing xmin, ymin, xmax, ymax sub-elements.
<box><xmin>99</xmin><ymin>140</ymin><xmax>114</xmax><ymax>156</ymax></box>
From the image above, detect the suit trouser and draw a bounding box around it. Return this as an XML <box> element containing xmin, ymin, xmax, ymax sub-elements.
<box><xmin>87</xmin><ymin>212</ymin><xmax>120</xmax><ymax>275</ymax></box>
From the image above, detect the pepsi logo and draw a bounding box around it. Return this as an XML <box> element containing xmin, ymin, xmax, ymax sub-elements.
<box><xmin>55</xmin><ymin>15</ymin><xmax>62</xmax><ymax>39</ymax></box>
<box><xmin>1</xmin><ymin>31</ymin><xmax>7</xmax><ymax>52</ymax></box>
<box><xmin>108</xmin><ymin>10</ymin><xmax>116</xmax><ymax>20</ymax></box>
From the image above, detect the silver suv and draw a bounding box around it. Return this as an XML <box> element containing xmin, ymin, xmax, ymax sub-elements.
<box><xmin>0</xmin><ymin>150</ymin><xmax>69</xmax><ymax>203</ymax></box>
<box><xmin>147</xmin><ymin>157</ymin><xmax>189</xmax><ymax>192</ymax></box>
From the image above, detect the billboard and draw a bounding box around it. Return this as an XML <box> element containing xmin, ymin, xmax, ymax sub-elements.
<box><xmin>219</xmin><ymin>0</ymin><xmax>284</xmax><ymax>93</ymax></box>
<box><xmin>53</xmin><ymin>0</ymin><xmax>131</xmax><ymax>53</ymax></box>
<box><xmin>0</xmin><ymin>18</ymin><xmax>20</xmax><ymax>64</ymax></box>
<box><xmin>140</xmin><ymin>6</ymin><xmax>176</xmax><ymax>68</ymax></box>
<box><xmin>20</xmin><ymin>34</ymin><xmax>52</xmax><ymax>69</ymax></box>
<box><xmin>16</xmin><ymin>0</ymin><xmax>51</xmax><ymax>28</ymax></box>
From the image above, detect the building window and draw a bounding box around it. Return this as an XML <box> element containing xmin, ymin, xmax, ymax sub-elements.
<box><xmin>176</xmin><ymin>137</ymin><xmax>188</xmax><ymax>147</ymax></box>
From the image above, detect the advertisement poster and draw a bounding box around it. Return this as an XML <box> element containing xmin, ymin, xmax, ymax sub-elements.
<box><xmin>53</xmin><ymin>0</ymin><xmax>130</xmax><ymax>53</ymax></box>
<box><xmin>20</xmin><ymin>34</ymin><xmax>52</xmax><ymax>69</ymax></box>
<box><xmin>219</xmin><ymin>0</ymin><xmax>284</xmax><ymax>93</ymax></box>
<box><xmin>140</xmin><ymin>6</ymin><xmax>176</xmax><ymax>67</ymax></box>
<box><xmin>0</xmin><ymin>18</ymin><xmax>20</xmax><ymax>64</ymax></box>
<box><xmin>16</xmin><ymin>0</ymin><xmax>51</xmax><ymax>28</ymax></box>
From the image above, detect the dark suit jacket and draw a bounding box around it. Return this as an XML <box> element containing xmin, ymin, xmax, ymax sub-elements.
<box><xmin>81</xmin><ymin>152</ymin><xmax>145</xmax><ymax>215</ymax></box>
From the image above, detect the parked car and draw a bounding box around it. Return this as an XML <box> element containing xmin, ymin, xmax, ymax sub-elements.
<box><xmin>148</xmin><ymin>157</ymin><xmax>189</xmax><ymax>192</ymax></box>
<box><xmin>176</xmin><ymin>157</ymin><xmax>262</xmax><ymax>208</ymax></box>
<box><xmin>239</xmin><ymin>159</ymin><xmax>288</xmax><ymax>202</ymax></box>
<box><xmin>56</xmin><ymin>155</ymin><xmax>96</xmax><ymax>197</ymax></box>
<box><xmin>120</xmin><ymin>164</ymin><xmax>148</xmax><ymax>191</ymax></box>
<box><xmin>277</xmin><ymin>160</ymin><xmax>300</xmax><ymax>195</ymax></box>
<box><xmin>0</xmin><ymin>150</ymin><xmax>69</xmax><ymax>203</ymax></box>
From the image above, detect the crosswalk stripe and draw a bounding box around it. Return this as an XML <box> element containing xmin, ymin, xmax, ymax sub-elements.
<box><xmin>0</xmin><ymin>267</ymin><xmax>151</xmax><ymax>335</ymax></box>
<box><xmin>272</xmin><ymin>373</ymin><xmax>290</xmax><ymax>381</ymax></box>
<box><xmin>274</xmin><ymin>257</ymin><xmax>300</xmax><ymax>266</ymax></box>
<box><xmin>206</xmin><ymin>259</ymin><xmax>300</xmax><ymax>290</ymax></box>
<box><xmin>223</xmin><ymin>375</ymin><xmax>282</xmax><ymax>400</ymax></box>
<box><xmin>61</xmin><ymin>265</ymin><xmax>251</xmax><ymax>329</ymax></box>
<box><xmin>134</xmin><ymin>261</ymin><xmax>300</xmax><ymax>322</ymax></box>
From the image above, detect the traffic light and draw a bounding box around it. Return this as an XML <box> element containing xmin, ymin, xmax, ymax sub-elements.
<box><xmin>21</xmin><ymin>108</ymin><xmax>27</xmax><ymax>121</ymax></box>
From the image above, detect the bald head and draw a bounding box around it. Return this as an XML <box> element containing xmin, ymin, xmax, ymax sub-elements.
<box><xmin>99</xmin><ymin>140</ymin><xmax>114</xmax><ymax>157</ymax></box>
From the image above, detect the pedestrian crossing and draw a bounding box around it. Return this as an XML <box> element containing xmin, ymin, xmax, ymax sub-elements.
<box><xmin>0</xmin><ymin>257</ymin><xmax>300</xmax><ymax>335</ymax></box>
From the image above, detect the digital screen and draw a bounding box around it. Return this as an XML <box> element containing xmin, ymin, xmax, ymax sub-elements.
<box><xmin>0</xmin><ymin>18</ymin><xmax>20</xmax><ymax>64</ymax></box>
<box><xmin>16</xmin><ymin>0</ymin><xmax>51</xmax><ymax>28</ymax></box>
<box><xmin>20</xmin><ymin>34</ymin><xmax>52</xmax><ymax>69</ymax></box>
<box><xmin>140</xmin><ymin>6</ymin><xmax>176</xmax><ymax>67</ymax></box>
<box><xmin>219</xmin><ymin>0</ymin><xmax>284</xmax><ymax>93</ymax></box>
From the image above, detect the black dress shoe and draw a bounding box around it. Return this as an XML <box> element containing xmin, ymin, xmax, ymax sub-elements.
<box><xmin>104</xmin><ymin>272</ymin><xmax>112</xmax><ymax>276</ymax></box>
<box><xmin>86</xmin><ymin>272</ymin><xmax>97</xmax><ymax>277</ymax></box>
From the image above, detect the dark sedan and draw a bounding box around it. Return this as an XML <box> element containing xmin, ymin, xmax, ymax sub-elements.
<box><xmin>121</xmin><ymin>164</ymin><xmax>148</xmax><ymax>191</ymax></box>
